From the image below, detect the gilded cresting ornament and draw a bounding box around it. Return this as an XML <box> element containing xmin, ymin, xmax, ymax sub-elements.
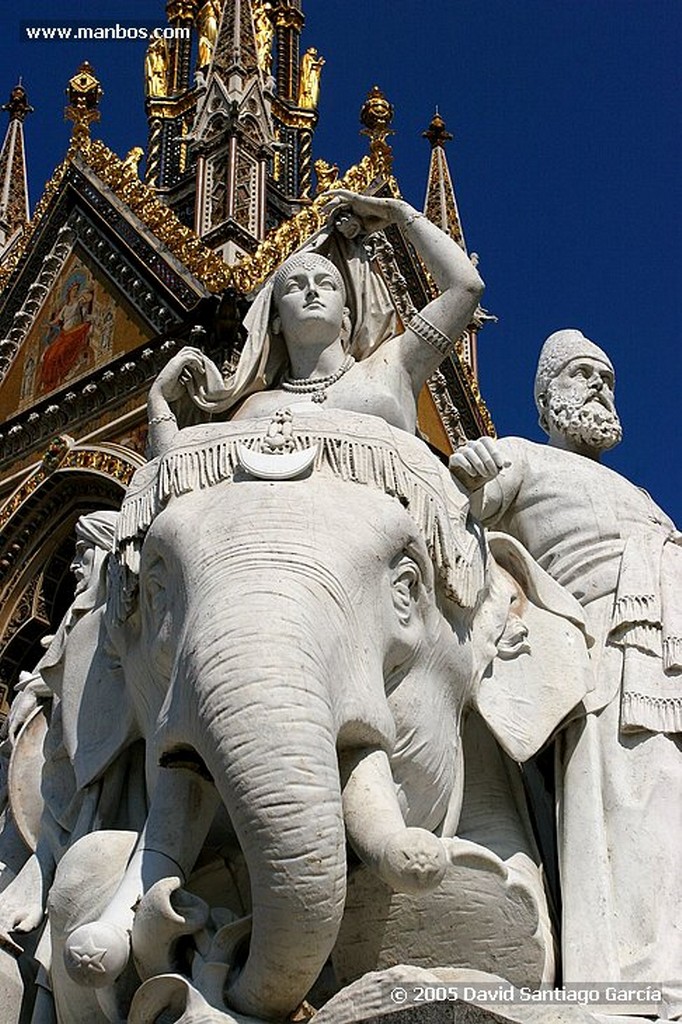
<box><xmin>166</xmin><ymin>0</ymin><xmax>199</xmax><ymax>19</ymax></box>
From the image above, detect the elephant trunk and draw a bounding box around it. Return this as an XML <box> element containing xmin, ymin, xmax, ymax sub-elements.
<box><xmin>176</xmin><ymin>573</ymin><xmax>354</xmax><ymax>1020</ymax></box>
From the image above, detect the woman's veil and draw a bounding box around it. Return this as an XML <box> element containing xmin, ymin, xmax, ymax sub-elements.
<box><xmin>182</xmin><ymin>220</ymin><xmax>398</xmax><ymax>418</ymax></box>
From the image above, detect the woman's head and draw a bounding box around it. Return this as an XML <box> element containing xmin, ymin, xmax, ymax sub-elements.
<box><xmin>271</xmin><ymin>253</ymin><xmax>350</xmax><ymax>355</ymax></box>
<box><xmin>272</xmin><ymin>252</ymin><xmax>346</xmax><ymax>304</ymax></box>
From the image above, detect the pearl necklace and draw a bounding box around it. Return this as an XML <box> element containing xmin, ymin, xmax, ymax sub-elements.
<box><xmin>281</xmin><ymin>354</ymin><xmax>355</xmax><ymax>403</ymax></box>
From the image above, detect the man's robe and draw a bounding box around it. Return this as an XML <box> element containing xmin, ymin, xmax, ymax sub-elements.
<box><xmin>475</xmin><ymin>437</ymin><xmax>682</xmax><ymax>1016</ymax></box>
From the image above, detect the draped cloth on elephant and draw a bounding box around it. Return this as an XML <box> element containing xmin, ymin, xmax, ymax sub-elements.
<box><xmin>114</xmin><ymin>409</ymin><xmax>486</xmax><ymax>613</ymax></box>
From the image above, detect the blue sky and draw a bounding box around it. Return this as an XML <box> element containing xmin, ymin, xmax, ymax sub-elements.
<box><xmin>1</xmin><ymin>0</ymin><xmax>680</xmax><ymax>519</ymax></box>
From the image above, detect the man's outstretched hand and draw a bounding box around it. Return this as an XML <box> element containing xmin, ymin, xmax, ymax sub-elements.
<box><xmin>449</xmin><ymin>436</ymin><xmax>508</xmax><ymax>491</ymax></box>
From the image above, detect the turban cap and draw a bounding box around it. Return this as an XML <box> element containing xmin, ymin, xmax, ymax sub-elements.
<box><xmin>534</xmin><ymin>329</ymin><xmax>613</xmax><ymax>410</ymax></box>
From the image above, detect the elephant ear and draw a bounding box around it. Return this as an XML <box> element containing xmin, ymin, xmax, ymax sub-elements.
<box><xmin>472</xmin><ymin>533</ymin><xmax>595</xmax><ymax>762</ymax></box>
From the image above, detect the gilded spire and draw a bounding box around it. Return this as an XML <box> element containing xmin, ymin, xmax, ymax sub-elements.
<box><xmin>0</xmin><ymin>82</ymin><xmax>33</xmax><ymax>249</ymax></box>
<box><xmin>200</xmin><ymin>0</ymin><xmax>259</xmax><ymax>84</ymax></box>
<box><xmin>65</xmin><ymin>62</ymin><xmax>103</xmax><ymax>151</ymax></box>
<box><xmin>422</xmin><ymin>110</ymin><xmax>465</xmax><ymax>250</ymax></box>
<box><xmin>422</xmin><ymin>110</ymin><xmax>494</xmax><ymax>380</ymax></box>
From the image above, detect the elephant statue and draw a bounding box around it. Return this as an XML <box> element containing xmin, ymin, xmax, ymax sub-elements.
<box><xmin>57</xmin><ymin>407</ymin><xmax>592</xmax><ymax>1023</ymax></box>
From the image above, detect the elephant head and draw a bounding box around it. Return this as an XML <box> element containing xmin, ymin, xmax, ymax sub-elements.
<box><xmin>63</xmin><ymin>409</ymin><xmax>591</xmax><ymax>1021</ymax></box>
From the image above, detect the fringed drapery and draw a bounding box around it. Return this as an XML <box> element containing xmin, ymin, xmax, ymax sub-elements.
<box><xmin>611</xmin><ymin>532</ymin><xmax>682</xmax><ymax>734</ymax></box>
<box><xmin>116</xmin><ymin>411</ymin><xmax>484</xmax><ymax>610</ymax></box>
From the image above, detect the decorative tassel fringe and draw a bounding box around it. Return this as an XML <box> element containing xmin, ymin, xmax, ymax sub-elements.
<box><xmin>610</xmin><ymin>621</ymin><xmax>662</xmax><ymax>658</ymax></box>
<box><xmin>663</xmin><ymin>636</ymin><xmax>682</xmax><ymax>673</ymax></box>
<box><xmin>612</xmin><ymin>593</ymin><xmax>660</xmax><ymax>629</ymax></box>
<box><xmin>115</xmin><ymin>422</ymin><xmax>484</xmax><ymax>609</ymax></box>
<box><xmin>621</xmin><ymin>691</ymin><xmax>682</xmax><ymax>734</ymax></box>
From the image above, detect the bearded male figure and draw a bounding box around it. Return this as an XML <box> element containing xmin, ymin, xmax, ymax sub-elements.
<box><xmin>450</xmin><ymin>329</ymin><xmax>682</xmax><ymax>1017</ymax></box>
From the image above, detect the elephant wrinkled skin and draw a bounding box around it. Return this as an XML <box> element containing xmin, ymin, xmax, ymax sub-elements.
<box><xmin>60</xmin><ymin>408</ymin><xmax>592</xmax><ymax>1022</ymax></box>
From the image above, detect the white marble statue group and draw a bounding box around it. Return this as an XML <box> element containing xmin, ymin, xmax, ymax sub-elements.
<box><xmin>0</xmin><ymin>190</ymin><xmax>679</xmax><ymax>1024</ymax></box>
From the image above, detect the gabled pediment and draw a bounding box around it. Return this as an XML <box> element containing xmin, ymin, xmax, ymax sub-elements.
<box><xmin>193</xmin><ymin>71</ymin><xmax>273</xmax><ymax>150</ymax></box>
<box><xmin>0</xmin><ymin>158</ymin><xmax>216</xmax><ymax>413</ymax></box>
<box><xmin>1</xmin><ymin>240</ymin><xmax>151</xmax><ymax>421</ymax></box>
<box><xmin>192</xmin><ymin>74</ymin><xmax>235</xmax><ymax>143</ymax></box>
<box><xmin>238</xmin><ymin>77</ymin><xmax>274</xmax><ymax>146</ymax></box>
<box><xmin>0</xmin><ymin>139</ymin><xmax>232</xmax><ymax>468</ymax></box>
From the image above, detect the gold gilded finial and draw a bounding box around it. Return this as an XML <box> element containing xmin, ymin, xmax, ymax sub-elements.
<box><xmin>423</xmin><ymin>110</ymin><xmax>453</xmax><ymax>149</ymax></box>
<box><xmin>2</xmin><ymin>82</ymin><xmax>34</xmax><ymax>123</ymax></box>
<box><xmin>360</xmin><ymin>85</ymin><xmax>394</xmax><ymax>177</ymax></box>
<box><xmin>65</xmin><ymin>61</ymin><xmax>103</xmax><ymax>150</ymax></box>
<box><xmin>166</xmin><ymin>0</ymin><xmax>199</xmax><ymax>19</ymax></box>
<box><xmin>360</xmin><ymin>85</ymin><xmax>394</xmax><ymax>138</ymax></box>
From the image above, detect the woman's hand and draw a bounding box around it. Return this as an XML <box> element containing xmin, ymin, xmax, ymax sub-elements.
<box><xmin>320</xmin><ymin>189</ymin><xmax>411</xmax><ymax>236</ymax></box>
<box><xmin>149</xmin><ymin>347</ymin><xmax>207</xmax><ymax>404</ymax></box>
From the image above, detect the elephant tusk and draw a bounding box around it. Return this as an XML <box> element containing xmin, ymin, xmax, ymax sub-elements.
<box><xmin>208</xmin><ymin>915</ymin><xmax>252</xmax><ymax>964</ymax></box>
<box><xmin>0</xmin><ymin>931</ymin><xmax>23</xmax><ymax>957</ymax></box>
<box><xmin>237</xmin><ymin>443</ymin><xmax>318</xmax><ymax>480</ymax></box>
<box><xmin>442</xmin><ymin>836</ymin><xmax>509</xmax><ymax>879</ymax></box>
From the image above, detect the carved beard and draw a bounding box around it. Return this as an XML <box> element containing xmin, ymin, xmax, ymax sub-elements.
<box><xmin>547</xmin><ymin>389</ymin><xmax>623</xmax><ymax>452</ymax></box>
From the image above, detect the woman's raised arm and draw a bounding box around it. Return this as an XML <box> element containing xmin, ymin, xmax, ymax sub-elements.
<box><xmin>321</xmin><ymin>189</ymin><xmax>484</xmax><ymax>396</ymax></box>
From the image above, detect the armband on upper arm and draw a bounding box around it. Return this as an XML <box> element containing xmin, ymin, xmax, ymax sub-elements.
<box><xmin>407</xmin><ymin>311</ymin><xmax>454</xmax><ymax>358</ymax></box>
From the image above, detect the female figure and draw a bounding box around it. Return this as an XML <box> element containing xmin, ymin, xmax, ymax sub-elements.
<box><xmin>298</xmin><ymin>48</ymin><xmax>325</xmax><ymax>109</ymax></box>
<box><xmin>197</xmin><ymin>0</ymin><xmax>221</xmax><ymax>69</ymax></box>
<box><xmin>147</xmin><ymin>190</ymin><xmax>483</xmax><ymax>458</ymax></box>
<box><xmin>38</xmin><ymin>279</ymin><xmax>94</xmax><ymax>395</ymax></box>
<box><xmin>254</xmin><ymin>2</ymin><xmax>274</xmax><ymax>77</ymax></box>
<box><xmin>145</xmin><ymin>38</ymin><xmax>168</xmax><ymax>98</ymax></box>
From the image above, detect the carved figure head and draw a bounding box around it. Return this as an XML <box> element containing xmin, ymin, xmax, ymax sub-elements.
<box><xmin>272</xmin><ymin>252</ymin><xmax>346</xmax><ymax>305</ymax></box>
<box><xmin>71</xmin><ymin>511</ymin><xmax>118</xmax><ymax>597</ymax></box>
<box><xmin>271</xmin><ymin>253</ymin><xmax>351</xmax><ymax>354</ymax></box>
<box><xmin>534</xmin><ymin>329</ymin><xmax>622</xmax><ymax>453</ymax></box>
